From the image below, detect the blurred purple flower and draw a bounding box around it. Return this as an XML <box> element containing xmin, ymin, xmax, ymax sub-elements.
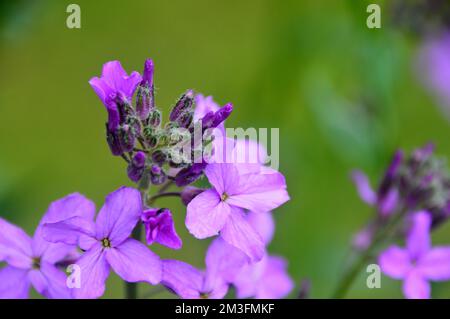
<box><xmin>379</xmin><ymin>211</ymin><xmax>450</xmax><ymax>299</ymax></box>
<box><xmin>141</xmin><ymin>208</ymin><xmax>182</xmax><ymax>250</ymax></box>
<box><xmin>186</xmin><ymin>163</ymin><xmax>289</xmax><ymax>261</ymax></box>
<box><xmin>418</xmin><ymin>33</ymin><xmax>450</xmax><ymax>120</ymax></box>
<box><xmin>0</xmin><ymin>193</ymin><xmax>95</xmax><ymax>299</ymax></box>
<box><xmin>42</xmin><ymin>187</ymin><xmax>162</xmax><ymax>299</ymax></box>
<box><xmin>89</xmin><ymin>61</ymin><xmax>142</xmax><ymax>131</ymax></box>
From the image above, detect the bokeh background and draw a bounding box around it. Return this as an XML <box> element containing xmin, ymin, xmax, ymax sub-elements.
<box><xmin>1</xmin><ymin>0</ymin><xmax>450</xmax><ymax>298</ymax></box>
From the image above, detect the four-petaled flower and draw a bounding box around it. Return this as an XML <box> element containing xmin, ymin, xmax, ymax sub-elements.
<box><xmin>42</xmin><ymin>187</ymin><xmax>162</xmax><ymax>299</ymax></box>
<box><xmin>379</xmin><ymin>211</ymin><xmax>450</xmax><ymax>299</ymax></box>
<box><xmin>0</xmin><ymin>193</ymin><xmax>94</xmax><ymax>298</ymax></box>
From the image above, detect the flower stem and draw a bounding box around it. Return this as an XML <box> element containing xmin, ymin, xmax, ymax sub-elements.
<box><xmin>332</xmin><ymin>211</ymin><xmax>406</xmax><ymax>298</ymax></box>
<box><xmin>147</xmin><ymin>192</ymin><xmax>181</xmax><ymax>205</ymax></box>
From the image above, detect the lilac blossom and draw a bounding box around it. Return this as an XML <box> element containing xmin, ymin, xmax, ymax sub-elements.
<box><xmin>209</xmin><ymin>212</ymin><xmax>293</xmax><ymax>299</ymax></box>
<box><xmin>141</xmin><ymin>208</ymin><xmax>182</xmax><ymax>249</ymax></box>
<box><xmin>89</xmin><ymin>61</ymin><xmax>142</xmax><ymax>132</ymax></box>
<box><xmin>418</xmin><ymin>32</ymin><xmax>450</xmax><ymax>120</ymax></box>
<box><xmin>42</xmin><ymin>187</ymin><xmax>162</xmax><ymax>299</ymax></box>
<box><xmin>379</xmin><ymin>211</ymin><xmax>450</xmax><ymax>299</ymax></box>
<box><xmin>0</xmin><ymin>193</ymin><xmax>95</xmax><ymax>299</ymax></box>
<box><xmin>186</xmin><ymin>163</ymin><xmax>289</xmax><ymax>261</ymax></box>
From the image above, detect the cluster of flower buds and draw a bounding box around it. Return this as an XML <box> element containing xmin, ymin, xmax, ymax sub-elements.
<box><xmin>351</xmin><ymin>143</ymin><xmax>450</xmax><ymax>250</ymax></box>
<box><xmin>90</xmin><ymin>59</ymin><xmax>233</xmax><ymax>189</ymax></box>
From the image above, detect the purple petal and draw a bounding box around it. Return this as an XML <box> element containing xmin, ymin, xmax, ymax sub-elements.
<box><xmin>0</xmin><ymin>218</ymin><xmax>32</xmax><ymax>269</ymax></box>
<box><xmin>407</xmin><ymin>211</ymin><xmax>431</xmax><ymax>260</ymax></box>
<box><xmin>42</xmin><ymin>216</ymin><xmax>96</xmax><ymax>247</ymax></box>
<box><xmin>379</xmin><ymin>246</ymin><xmax>411</xmax><ymax>279</ymax></box>
<box><xmin>205</xmin><ymin>238</ymin><xmax>247</xmax><ymax>283</ymax></box>
<box><xmin>105</xmin><ymin>238</ymin><xmax>161</xmax><ymax>285</ymax></box>
<box><xmin>194</xmin><ymin>94</ymin><xmax>220</xmax><ymax>121</ymax></box>
<box><xmin>162</xmin><ymin>260</ymin><xmax>203</xmax><ymax>299</ymax></box>
<box><xmin>34</xmin><ymin>193</ymin><xmax>96</xmax><ymax>263</ymax></box>
<box><xmin>246</xmin><ymin>211</ymin><xmax>275</xmax><ymax>245</ymax></box>
<box><xmin>72</xmin><ymin>243</ymin><xmax>110</xmax><ymax>299</ymax></box>
<box><xmin>378</xmin><ymin>188</ymin><xmax>399</xmax><ymax>216</ymax></box>
<box><xmin>232</xmin><ymin>258</ymin><xmax>264</xmax><ymax>298</ymax></box>
<box><xmin>95</xmin><ymin>187</ymin><xmax>142</xmax><ymax>246</ymax></box>
<box><xmin>419</xmin><ymin>247</ymin><xmax>450</xmax><ymax>280</ymax></box>
<box><xmin>227</xmin><ymin>172</ymin><xmax>290</xmax><ymax>213</ymax></box>
<box><xmin>220</xmin><ymin>207</ymin><xmax>265</xmax><ymax>262</ymax></box>
<box><xmin>101</xmin><ymin>61</ymin><xmax>142</xmax><ymax>99</ymax></box>
<box><xmin>232</xmin><ymin>139</ymin><xmax>267</xmax><ymax>166</ymax></box>
<box><xmin>204</xmin><ymin>163</ymin><xmax>240</xmax><ymax>196</ymax></box>
<box><xmin>142</xmin><ymin>209</ymin><xmax>182</xmax><ymax>250</ymax></box>
<box><xmin>38</xmin><ymin>262</ymin><xmax>71</xmax><ymax>299</ymax></box>
<box><xmin>186</xmin><ymin>189</ymin><xmax>231</xmax><ymax>239</ymax></box>
<box><xmin>403</xmin><ymin>270</ymin><xmax>430</xmax><ymax>299</ymax></box>
<box><xmin>255</xmin><ymin>256</ymin><xmax>294</xmax><ymax>299</ymax></box>
<box><xmin>0</xmin><ymin>266</ymin><xmax>30</xmax><ymax>299</ymax></box>
<box><xmin>351</xmin><ymin>170</ymin><xmax>376</xmax><ymax>205</ymax></box>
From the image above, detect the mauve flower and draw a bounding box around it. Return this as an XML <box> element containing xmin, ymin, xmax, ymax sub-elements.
<box><xmin>186</xmin><ymin>163</ymin><xmax>289</xmax><ymax>261</ymax></box>
<box><xmin>209</xmin><ymin>212</ymin><xmax>293</xmax><ymax>299</ymax></box>
<box><xmin>141</xmin><ymin>208</ymin><xmax>182</xmax><ymax>249</ymax></box>
<box><xmin>89</xmin><ymin>61</ymin><xmax>142</xmax><ymax>132</ymax></box>
<box><xmin>0</xmin><ymin>193</ymin><xmax>95</xmax><ymax>299</ymax></box>
<box><xmin>379</xmin><ymin>211</ymin><xmax>450</xmax><ymax>299</ymax></box>
<box><xmin>42</xmin><ymin>187</ymin><xmax>162</xmax><ymax>299</ymax></box>
<box><xmin>162</xmin><ymin>260</ymin><xmax>228</xmax><ymax>299</ymax></box>
<box><xmin>418</xmin><ymin>33</ymin><xmax>450</xmax><ymax>120</ymax></box>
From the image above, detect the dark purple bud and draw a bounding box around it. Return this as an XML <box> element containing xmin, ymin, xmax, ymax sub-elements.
<box><xmin>170</xmin><ymin>90</ymin><xmax>194</xmax><ymax>122</ymax></box>
<box><xmin>378</xmin><ymin>150</ymin><xmax>403</xmax><ymax>197</ymax></box>
<box><xmin>136</xmin><ymin>86</ymin><xmax>152</xmax><ymax>121</ymax></box>
<box><xmin>150</xmin><ymin>164</ymin><xmax>167</xmax><ymax>185</ymax></box>
<box><xmin>127</xmin><ymin>152</ymin><xmax>146</xmax><ymax>183</ymax></box>
<box><xmin>180</xmin><ymin>186</ymin><xmax>204</xmax><ymax>205</ymax></box>
<box><xmin>176</xmin><ymin>111</ymin><xmax>194</xmax><ymax>128</ymax></box>
<box><xmin>118</xmin><ymin>124</ymin><xmax>136</xmax><ymax>153</ymax></box>
<box><xmin>151</xmin><ymin>150</ymin><xmax>167</xmax><ymax>166</ymax></box>
<box><xmin>212</xmin><ymin>103</ymin><xmax>233</xmax><ymax>128</ymax></box>
<box><xmin>200</xmin><ymin>111</ymin><xmax>215</xmax><ymax>130</ymax></box>
<box><xmin>106</xmin><ymin>125</ymin><xmax>123</xmax><ymax>156</ymax></box>
<box><xmin>175</xmin><ymin>163</ymin><xmax>207</xmax><ymax>187</ymax></box>
<box><xmin>141</xmin><ymin>59</ymin><xmax>154</xmax><ymax>88</ymax></box>
<box><xmin>148</xmin><ymin>109</ymin><xmax>162</xmax><ymax>127</ymax></box>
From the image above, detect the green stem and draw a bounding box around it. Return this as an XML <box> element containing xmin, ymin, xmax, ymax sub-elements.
<box><xmin>332</xmin><ymin>211</ymin><xmax>406</xmax><ymax>298</ymax></box>
<box><xmin>147</xmin><ymin>192</ymin><xmax>181</xmax><ymax>205</ymax></box>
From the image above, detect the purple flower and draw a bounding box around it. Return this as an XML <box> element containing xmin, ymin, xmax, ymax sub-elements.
<box><xmin>210</xmin><ymin>212</ymin><xmax>293</xmax><ymax>299</ymax></box>
<box><xmin>89</xmin><ymin>61</ymin><xmax>142</xmax><ymax>132</ymax></box>
<box><xmin>379</xmin><ymin>211</ymin><xmax>450</xmax><ymax>299</ymax></box>
<box><xmin>232</xmin><ymin>255</ymin><xmax>293</xmax><ymax>299</ymax></box>
<box><xmin>180</xmin><ymin>186</ymin><xmax>205</xmax><ymax>206</ymax></box>
<box><xmin>0</xmin><ymin>193</ymin><xmax>95</xmax><ymax>299</ymax></box>
<box><xmin>194</xmin><ymin>94</ymin><xmax>220</xmax><ymax>122</ymax></box>
<box><xmin>418</xmin><ymin>33</ymin><xmax>450</xmax><ymax>120</ymax></box>
<box><xmin>141</xmin><ymin>208</ymin><xmax>182</xmax><ymax>249</ymax></box>
<box><xmin>162</xmin><ymin>260</ymin><xmax>228</xmax><ymax>299</ymax></box>
<box><xmin>42</xmin><ymin>187</ymin><xmax>162</xmax><ymax>299</ymax></box>
<box><xmin>186</xmin><ymin>163</ymin><xmax>289</xmax><ymax>261</ymax></box>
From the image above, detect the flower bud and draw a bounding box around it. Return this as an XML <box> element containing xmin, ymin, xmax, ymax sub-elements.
<box><xmin>127</xmin><ymin>152</ymin><xmax>146</xmax><ymax>183</ymax></box>
<box><xmin>174</xmin><ymin>163</ymin><xmax>206</xmax><ymax>187</ymax></box>
<box><xmin>148</xmin><ymin>109</ymin><xmax>162</xmax><ymax>127</ymax></box>
<box><xmin>176</xmin><ymin>110</ymin><xmax>194</xmax><ymax>128</ymax></box>
<box><xmin>136</xmin><ymin>85</ymin><xmax>152</xmax><ymax>121</ymax></box>
<box><xmin>180</xmin><ymin>186</ymin><xmax>204</xmax><ymax>205</ymax></box>
<box><xmin>118</xmin><ymin>124</ymin><xmax>136</xmax><ymax>153</ymax></box>
<box><xmin>150</xmin><ymin>164</ymin><xmax>167</xmax><ymax>185</ymax></box>
<box><xmin>211</xmin><ymin>103</ymin><xmax>233</xmax><ymax>128</ymax></box>
<box><xmin>169</xmin><ymin>90</ymin><xmax>194</xmax><ymax>122</ymax></box>
<box><xmin>151</xmin><ymin>150</ymin><xmax>167</xmax><ymax>166</ymax></box>
<box><xmin>105</xmin><ymin>124</ymin><xmax>123</xmax><ymax>156</ymax></box>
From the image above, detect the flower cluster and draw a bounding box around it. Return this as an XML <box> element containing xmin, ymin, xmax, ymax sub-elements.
<box><xmin>349</xmin><ymin>144</ymin><xmax>450</xmax><ymax>299</ymax></box>
<box><xmin>0</xmin><ymin>58</ymin><xmax>293</xmax><ymax>299</ymax></box>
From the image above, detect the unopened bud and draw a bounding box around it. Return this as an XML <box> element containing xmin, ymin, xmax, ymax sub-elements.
<box><xmin>180</xmin><ymin>186</ymin><xmax>204</xmax><ymax>205</ymax></box>
<box><xmin>169</xmin><ymin>90</ymin><xmax>194</xmax><ymax>122</ymax></box>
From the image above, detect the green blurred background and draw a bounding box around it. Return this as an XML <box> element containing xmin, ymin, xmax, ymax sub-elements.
<box><xmin>1</xmin><ymin>0</ymin><xmax>450</xmax><ymax>298</ymax></box>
